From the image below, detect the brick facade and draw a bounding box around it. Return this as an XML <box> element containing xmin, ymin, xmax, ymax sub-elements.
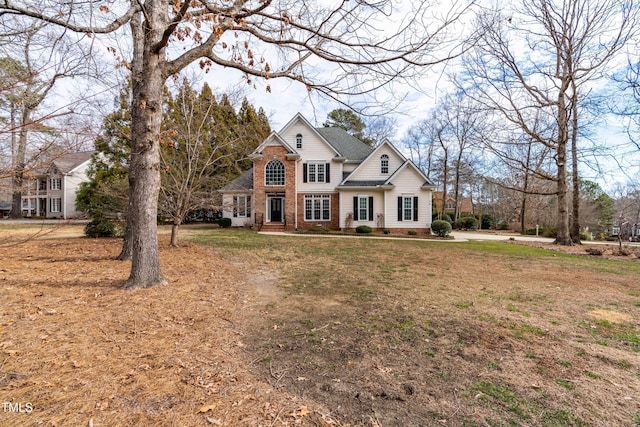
<box><xmin>296</xmin><ymin>192</ymin><xmax>340</xmax><ymax>230</ymax></box>
<box><xmin>253</xmin><ymin>145</ymin><xmax>297</xmax><ymax>231</ymax></box>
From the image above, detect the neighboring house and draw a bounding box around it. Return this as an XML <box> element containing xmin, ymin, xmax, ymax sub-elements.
<box><xmin>432</xmin><ymin>191</ymin><xmax>474</xmax><ymax>218</ymax></box>
<box><xmin>21</xmin><ymin>151</ymin><xmax>94</xmax><ymax>219</ymax></box>
<box><xmin>220</xmin><ymin>113</ymin><xmax>435</xmax><ymax>233</ymax></box>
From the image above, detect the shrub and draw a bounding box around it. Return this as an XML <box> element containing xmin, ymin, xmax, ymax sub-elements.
<box><xmin>431</xmin><ymin>220</ymin><xmax>452</xmax><ymax>237</ymax></box>
<box><xmin>480</xmin><ymin>214</ymin><xmax>493</xmax><ymax>230</ymax></box>
<box><xmin>542</xmin><ymin>227</ymin><xmax>557</xmax><ymax>238</ymax></box>
<box><xmin>455</xmin><ymin>216</ymin><xmax>478</xmax><ymax>230</ymax></box>
<box><xmin>84</xmin><ymin>219</ymin><xmax>116</xmax><ymax>238</ymax></box>
<box><xmin>383</xmin><ymin>229</ymin><xmax>391</xmax><ymax>234</ymax></box>
<box><xmin>407</xmin><ymin>230</ymin><xmax>418</xmax><ymax>235</ymax></box>
<box><xmin>218</xmin><ymin>218</ymin><xmax>232</xmax><ymax>228</ymax></box>
<box><xmin>355</xmin><ymin>225</ymin><xmax>372</xmax><ymax>234</ymax></box>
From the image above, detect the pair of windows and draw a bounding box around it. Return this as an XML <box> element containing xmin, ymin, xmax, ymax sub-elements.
<box><xmin>266</xmin><ymin>160</ymin><xmax>332</xmax><ymax>185</ymax></box>
<box><xmin>352</xmin><ymin>195</ymin><xmax>419</xmax><ymax>222</ymax></box>
<box><xmin>303</xmin><ymin>163</ymin><xmax>330</xmax><ymax>183</ymax></box>
<box><xmin>232</xmin><ymin>195</ymin><xmax>251</xmax><ymax>218</ymax></box>
<box><xmin>304</xmin><ymin>195</ymin><xmax>330</xmax><ymax>221</ymax></box>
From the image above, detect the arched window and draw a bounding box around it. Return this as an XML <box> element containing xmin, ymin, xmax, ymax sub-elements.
<box><xmin>296</xmin><ymin>133</ymin><xmax>303</xmax><ymax>149</ymax></box>
<box><xmin>265</xmin><ymin>160</ymin><xmax>285</xmax><ymax>186</ymax></box>
<box><xmin>380</xmin><ymin>154</ymin><xmax>389</xmax><ymax>174</ymax></box>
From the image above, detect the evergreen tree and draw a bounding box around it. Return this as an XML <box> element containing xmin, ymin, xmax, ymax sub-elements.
<box><xmin>76</xmin><ymin>85</ymin><xmax>131</xmax><ymax>237</ymax></box>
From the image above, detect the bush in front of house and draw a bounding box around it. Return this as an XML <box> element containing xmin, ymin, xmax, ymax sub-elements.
<box><xmin>218</xmin><ymin>218</ymin><xmax>232</xmax><ymax>228</ymax></box>
<box><xmin>355</xmin><ymin>225</ymin><xmax>372</xmax><ymax>234</ymax></box>
<box><xmin>84</xmin><ymin>219</ymin><xmax>116</xmax><ymax>238</ymax></box>
<box><xmin>431</xmin><ymin>220</ymin><xmax>452</xmax><ymax>237</ymax></box>
<box><xmin>383</xmin><ymin>229</ymin><xmax>391</xmax><ymax>234</ymax></box>
<box><xmin>407</xmin><ymin>230</ymin><xmax>418</xmax><ymax>235</ymax></box>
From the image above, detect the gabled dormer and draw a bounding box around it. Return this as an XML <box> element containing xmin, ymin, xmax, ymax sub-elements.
<box><xmin>337</xmin><ymin>139</ymin><xmax>406</xmax><ymax>188</ymax></box>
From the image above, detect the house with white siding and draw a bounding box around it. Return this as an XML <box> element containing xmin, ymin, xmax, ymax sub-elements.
<box><xmin>21</xmin><ymin>151</ymin><xmax>94</xmax><ymax>219</ymax></box>
<box><xmin>219</xmin><ymin>113</ymin><xmax>435</xmax><ymax>233</ymax></box>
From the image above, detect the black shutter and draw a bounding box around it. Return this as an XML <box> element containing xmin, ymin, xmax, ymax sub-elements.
<box><xmin>353</xmin><ymin>196</ymin><xmax>359</xmax><ymax>221</ymax></box>
<box><xmin>325</xmin><ymin>163</ymin><xmax>330</xmax><ymax>183</ymax></box>
<box><xmin>303</xmin><ymin>164</ymin><xmax>308</xmax><ymax>183</ymax></box>
<box><xmin>368</xmin><ymin>196</ymin><xmax>374</xmax><ymax>222</ymax></box>
<box><xmin>413</xmin><ymin>196</ymin><xmax>419</xmax><ymax>221</ymax></box>
<box><xmin>247</xmin><ymin>196</ymin><xmax>252</xmax><ymax>218</ymax></box>
<box><xmin>233</xmin><ymin>196</ymin><xmax>238</xmax><ymax>217</ymax></box>
<box><xmin>397</xmin><ymin>196</ymin><xmax>403</xmax><ymax>222</ymax></box>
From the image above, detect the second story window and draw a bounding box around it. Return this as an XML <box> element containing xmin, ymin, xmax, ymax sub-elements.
<box><xmin>303</xmin><ymin>162</ymin><xmax>330</xmax><ymax>183</ymax></box>
<box><xmin>296</xmin><ymin>133</ymin><xmax>303</xmax><ymax>149</ymax></box>
<box><xmin>381</xmin><ymin>154</ymin><xmax>389</xmax><ymax>174</ymax></box>
<box><xmin>50</xmin><ymin>178</ymin><xmax>62</xmax><ymax>190</ymax></box>
<box><xmin>265</xmin><ymin>160</ymin><xmax>285</xmax><ymax>186</ymax></box>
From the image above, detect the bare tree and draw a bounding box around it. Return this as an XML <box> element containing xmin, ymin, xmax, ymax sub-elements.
<box><xmin>0</xmin><ymin>0</ymin><xmax>477</xmax><ymax>288</ymax></box>
<box><xmin>0</xmin><ymin>18</ymin><xmax>98</xmax><ymax>217</ymax></box>
<box><xmin>461</xmin><ymin>0</ymin><xmax>638</xmax><ymax>245</ymax></box>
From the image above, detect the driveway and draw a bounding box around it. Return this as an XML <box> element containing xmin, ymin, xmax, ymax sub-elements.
<box><xmin>451</xmin><ymin>230</ymin><xmax>554</xmax><ymax>243</ymax></box>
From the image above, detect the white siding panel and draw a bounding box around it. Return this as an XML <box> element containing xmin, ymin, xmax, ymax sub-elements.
<box><xmin>346</xmin><ymin>144</ymin><xmax>403</xmax><ymax>182</ymax></box>
<box><xmin>280</xmin><ymin>124</ymin><xmax>343</xmax><ymax>192</ymax></box>
<box><xmin>338</xmin><ymin>190</ymin><xmax>384</xmax><ymax>228</ymax></box>
<box><xmin>63</xmin><ymin>160</ymin><xmax>92</xmax><ymax>218</ymax></box>
<box><xmin>384</xmin><ymin>167</ymin><xmax>432</xmax><ymax>229</ymax></box>
<box><xmin>222</xmin><ymin>193</ymin><xmax>254</xmax><ymax>227</ymax></box>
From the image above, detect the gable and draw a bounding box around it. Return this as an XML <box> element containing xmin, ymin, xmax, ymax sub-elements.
<box><xmin>341</xmin><ymin>140</ymin><xmax>405</xmax><ymax>184</ymax></box>
<box><xmin>388</xmin><ymin>162</ymin><xmax>432</xmax><ymax>192</ymax></box>
<box><xmin>252</xmin><ymin>132</ymin><xmax>296</xmax><ymax>155</ymax></box>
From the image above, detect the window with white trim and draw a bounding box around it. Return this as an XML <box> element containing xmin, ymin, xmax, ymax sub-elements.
<box><xmin>305</xmin><ymin>162</ymin><xmax>327</xmax><ymax>183</ymax></box>
<box><xmin>354</xmin><ymin>195</ymin><xmax>373</xmax><ymax>221</ymax></box>
<box><xmin>403</xmin><ymin>196</ymin><xmax>413</xmax><ymax>221</ymax></box>
<box><xmin>265</xmin><ymin>160</ymin><xmax>285</xmax><ymax>186</ymax></box>
<box><xmin>233</xmin><ymin>195</ymin><xmax>251</xmax><ymax>218</ymax></box>
<box><xmin>380</xmin><ymin>154</ymin><xmax>389</xmax><ymax>174</ymax></box>
<box><xmin>50</xmin><ymin>178</ymin><xmax>62</xmax><ymax>190</ymax></box>
<box><xmin>296</xmin><ymin>133</ymin><xmax>303</xmax><ymax>149</ymax></box>
<box><xmin>397</xmin><ymin>195</ymin><xmax>419</xmax><ymax>222</ymax></box>
<box><xmin>50</xmin><ymin>197</ymin><xmax>62</xmax><ymax>213</ymax></box>
<box><xmin>359</xmin><ymin>197</ymin><xmax>369</xmax><ymax>221</ymax></box>
<box><xmin>304</xmin><ymin>194</ymin><xmax>330</xmax><ymax>221</ymax></box>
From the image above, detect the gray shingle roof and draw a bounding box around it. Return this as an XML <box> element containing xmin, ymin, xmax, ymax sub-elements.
<box><xmin>315</xmin><ymin>127</ymin><xmax>373</xmax><ymax>161</ymax></box>
<box><xmin>220</xmin><ymin>168</ymin><xmax>254</xmax><ymax>192</ymax></box>
<box><xmin>50</xmin><ymin>151</ymin><xmax>94</xmax><ymax>173</ymax></box>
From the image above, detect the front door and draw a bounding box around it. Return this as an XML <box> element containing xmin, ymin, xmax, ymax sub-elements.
<box><xmin>269</xmin><ymin>197</ymin><xmax>283</xmax><ymax>222</ymax></box>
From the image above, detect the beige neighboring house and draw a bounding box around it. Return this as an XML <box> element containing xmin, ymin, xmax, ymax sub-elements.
<box><xmin>220</xmin><ymin>113</ymin><xmax>435</xmax><ymax>233</ymax></box>
<box><xmin>21</xmin><ymin>151</ymin><xmax>94</xmax><ymax>219</ymax></box>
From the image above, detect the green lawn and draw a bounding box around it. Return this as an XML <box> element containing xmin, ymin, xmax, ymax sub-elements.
<box><xmin>185</xmin><ymin>226</ymin><xmax>640</xmax><ymax>426</ymax></box>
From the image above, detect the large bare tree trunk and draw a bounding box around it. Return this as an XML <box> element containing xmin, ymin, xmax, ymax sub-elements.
<box><xmin>570</xmin><ymin>86</ymin><xmax>582</xmax><ymax>244</ymax></box>
<box><xmin>555</xmin><ymin>93</ymin><xmax>572</xmax><ymax>245</ymax></box>
<box><xmin>123</xmin><ymin>5</ymin><xmax>166</xmax><ymax>289</ymax></box>
<box><xmin>9</xmin><ymin>110</ymin><xmax>30</xmax><ymax>218</ymax></box>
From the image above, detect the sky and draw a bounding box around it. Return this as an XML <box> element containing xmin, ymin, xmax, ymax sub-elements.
<box><xmin>35</xmin><ymin>0</ymin><xmax>640</xmax><ymax>192</ymax></box>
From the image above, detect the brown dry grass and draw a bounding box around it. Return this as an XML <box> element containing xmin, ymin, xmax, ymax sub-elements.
<box><xmin>1</xmin><ymin>224</ymin><xmax>639</xmax><ymax>427</ymax></box>
<box><xmin>0</xmin><ymin>227</ymin><xmax>334</xmax><ymax>427</ymax></box>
